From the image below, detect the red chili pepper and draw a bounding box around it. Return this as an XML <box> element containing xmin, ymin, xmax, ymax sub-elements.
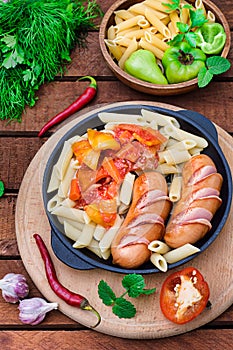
<box><xmin>38</xmin><ymin>76</ymin><xmax>97</xmax><ymax>137</ymax></box>
<box><xmin>33</xmin><ymin>233</ymin><xmax>101</xmax><ymax>327</ymax></box>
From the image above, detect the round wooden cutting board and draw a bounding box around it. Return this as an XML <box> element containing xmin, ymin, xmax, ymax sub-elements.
<box><xmin>15</xmin><ymin>101</ymin><xmax>233</xmax><ymax>339</ymax></box>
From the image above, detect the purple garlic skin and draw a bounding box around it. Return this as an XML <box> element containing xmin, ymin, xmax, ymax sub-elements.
<box><xmin>0</xmin><ymin>273</ymin><xmax>29</xmax><ymax>303</ymax></box>
<box><xmin>19</xmin><ymin>297</ymin><xmax>58</xmax><ymax>325</ymax></box>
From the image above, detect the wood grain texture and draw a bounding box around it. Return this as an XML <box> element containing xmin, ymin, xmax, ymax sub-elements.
<box><xmin>0</xmin><ymin>329</ymin><xmax>233</xmax><ymax>350</ymax></box>
<box><xmin>0</xmin><ymin>81</ymin><xmax>233</xmax><ymax>134</ymax></box>
<box><xmin>15</xmin><ymin>102</ymin><xmax>233</xmax><ymax>339</ymax></box>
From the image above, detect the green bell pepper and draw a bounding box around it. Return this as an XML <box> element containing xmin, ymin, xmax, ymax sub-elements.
<box><xmin>124</xmin><ymin>49</ymin><xmax>168</xmax><ymax>85</ymax></box>
<box><xmin>162</xmin><ymin>42</ymin><xmax>206</xmax><ymax>84</ymax></box>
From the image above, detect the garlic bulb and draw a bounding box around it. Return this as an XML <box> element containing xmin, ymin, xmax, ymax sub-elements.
<box><xmin>0</xmin><ymin>273</ymin><xmax>29</xmax><ymax>303</ymax></box>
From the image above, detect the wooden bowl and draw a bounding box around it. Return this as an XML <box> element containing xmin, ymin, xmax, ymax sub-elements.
<box><xmin>99</xmin><ymin>0</ymin><xmax>231</xmax><ymax>95</ymax></box>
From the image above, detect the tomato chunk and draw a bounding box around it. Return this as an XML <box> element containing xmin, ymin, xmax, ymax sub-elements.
<box><xmin>160</xmin><ymin>267</ymin><xmax>210</xmax><ymax>324</ymax></box>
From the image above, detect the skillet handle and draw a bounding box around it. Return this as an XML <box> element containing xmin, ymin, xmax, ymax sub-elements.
<box><xmin>51</xmin><ymin>228</ymin><xmax>95</xmax><ymax>270</ymax></box>
<box><xmin>179</xmin><ymin>109</ymin><xmax>218</xmax><ymax>142</ymax></box>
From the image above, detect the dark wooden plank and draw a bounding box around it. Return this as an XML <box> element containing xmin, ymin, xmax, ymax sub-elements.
<box><xmin>0</xmin><ymin>80</ymin><xmax>233</xmax><ymax>134</ymax></box>
<box><xmin>0</xmin><ymin>329</ymin><xmax>232</xmax><ymax>349</ymax></box>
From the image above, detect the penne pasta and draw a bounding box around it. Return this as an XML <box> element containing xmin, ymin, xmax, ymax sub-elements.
<box><xmin>107</xmin><ymin>25</ymin><xmax>116</xmax><ymax>40</ymax></box>
<box><xmin>64</xmin><ymin>221</ymin><xmax>82</xmax><ymax>242</ymax></box>
<box><xmin>73</xmin><ymin>222</ymin><xmax>96</xmax><ymax>248</ymax></box>
<box><xmin>87</xmin><ymin>239</ymin><xmax>102</xmax><ymax>258</ymax></box>
<box><xmin>114</xmin><ymin>15</ymin><xmax>144</xmax><ymax>34</ymax></box>
<box><xmin>144</xmin><ymin>0</ymin><xmax>173</xmax><ymax>13</ymax></box>
<box><xmin>150</xmin><ymin>253</ymin><xmax>168</xmax><ymax>272</ymax></box>
<box><xmin>114</xmin><ymin>15</ymin><xmax>124</xmax><ymax>25</ymax></box>
<box><xmin>195</xmin><ymin>0</ymin><xmax>206</xmax><ymax>15</ymax></box>
<box><xmin>169</xmin><ymin>175</ymin><xmax>182</xmax><ymax>202</ymax></box>
<box><xmin>148</xmin><ymin>240</ymin><xmax>171</xmax><ymax>254</ymax></box>
<box><xmin>166</xmin><ymin>139</ymin><xmax>197</xmax><ymax>151</ymax></box>
<box><xmin>114</xmin><ymin>9</ymin><xmax>135</xmax><ymax>20</ymax></box>
<box><xmin>104</xmin><ymin>39</ymin><xmax>123</xmax><ymax>61</ymax></box>
<box><xmin>99</xmin><ymin>215</ymin><xmax>123</xmax><ymax>252</ymax></box>
<box><xmin>51</xmin><ymin>206</ymin><xmax>88</xmax><ymax>223</ymax></box>
<box><xmin>93</xmin><ymin>224</ymin><xmax>106</xmax><ymax>241</ymax></box>
<box><xmin>139</xmin><ymin>37</ymin><xmax>164</xmax><ymax>60</ymax></box>
<box><xmin>99</xmin><ymin>112</ymin><xmax>143</xmax><ymax>123</ymax></box>
<box><xmin>119</xmin><ymin>172</ymin><xmax>136</xmax><ymax>205</ymax></box>
<box><xmin>118</xmin><ymin>37</ymin><xmax>138</xmax><ymax>69</ymax></box>
<box><xmin>129</xmin><ymin>3</ymin><xmax>167</xmax><ymax>19</ymax></box>
<box><xmin>158</xmin><ymin>148</ymin><xmax>191</xmax><ymax>165</ymax></box>
<box><xmin>47</xmin><ymin>164</ymin><xmax>60</xmax><ymax>193</ymax></box>
<box><xmin>145</xmin><ymin>8</ymin><xmax>171</xmax><ymax>38</ymax></box>
<box><xmin>144</xmin><ymin>31</ymin><xmax>169</xmax><ymax>51</ymax></box>
<box><xmin>58</xmin><ymin>159</ymin><xmax>76</xmax><ymax>198</ymax></box>
<box><xmin>207</xmin><ymin>10</ymin><xmax>215</xmax><ymax>23</ymax></box>
<box><xmin>47</xmin><ymin>194</ymin><xmax>63</xmax><ymax>212</ymax></box>
<box><xmin>156</xmin><ymin>163</ymin><xmax>180</xmax><ymax>175</ymax></box>
<box><xmin>163</xmin><ymin>124</ymin><xmax>208</xmax><ymax>148</ymax></box>
<box><xmin>54</xmin><ymin>141</ymin><xmax>73</xmax><ymax>180</ymax></box>
<box><xmin>124</xmin><ymin>28</ymin><xmax>148</xmax><ymax>39</ymax></box>
<box><xmin>163</xmin><ymin>243</ymin><xmax>200</xmax><ymax>264</ymax></box>
<box><xmin>141</xmin><ymin>109</ymin><xmax>180</xmax><ymax>127</ymax></box>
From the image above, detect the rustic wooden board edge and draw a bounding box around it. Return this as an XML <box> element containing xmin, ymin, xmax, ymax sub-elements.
<box><xmin>15</xmin><ymin>101</ymin><xmax>233</xmax><ymax>339</ymax></box>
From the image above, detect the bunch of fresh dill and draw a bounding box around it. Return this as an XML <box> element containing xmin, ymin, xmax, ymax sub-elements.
<box><xmin>0</xmin><ymin>0</ymin><xmax>102</xmax><ymax>121</ymax></box>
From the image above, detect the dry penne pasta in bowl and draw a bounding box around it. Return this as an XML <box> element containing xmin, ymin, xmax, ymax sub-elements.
<box><xmin>99</xmin><ymin>0</ymin><xmax>231</xmax><ymax>95</ymax></box>
<box><xmin>42</xmin><ymin>103</ymin><xmax>232</xmax><ymax>274</ymax></box>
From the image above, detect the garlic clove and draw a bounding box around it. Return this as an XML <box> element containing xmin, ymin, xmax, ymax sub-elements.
<box><xmin>18</xmin><ymin>297</ymin><xmax>58</xmax><ymax>325</ymax></box>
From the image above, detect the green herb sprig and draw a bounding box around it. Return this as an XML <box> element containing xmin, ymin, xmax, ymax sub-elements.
<box><xmin>0</xmin><ymin>181</ymin><xmax>5</xmax><ymax>197</ymax></box>
<box><xmin>98</xmin><ymin>274</ymin><xmax>156</xmax><ymax>319</ymax></box>
<box><xmin>163</xmin><ymin>0</ymin><xmax>208</xmax><ymax>47</ymax></box>
<box><xmin>0</xmin><ymin>0</ymin><xmax>102</xmax><ymax>122</ymax></box>
<box><xmin>198</xmin><ymin>56</ymin><xmax>231</xmax><ymax>87</ymax></box>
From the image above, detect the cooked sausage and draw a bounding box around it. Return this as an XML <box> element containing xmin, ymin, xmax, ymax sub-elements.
<box><xmin>111</xmin><ymin>171</ymin><xmax>172</xmax><ymax>269</ymax></box>
<box><xmin>164</xmin><ymin>154</ymin><xmax>223</xmax><ymax>248</ymax></box>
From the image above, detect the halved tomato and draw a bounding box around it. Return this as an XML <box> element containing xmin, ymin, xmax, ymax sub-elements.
<box><xmin>160</xmin><ymin>267</ymin><xmax>210</xmax><ymax>324</ymax></box>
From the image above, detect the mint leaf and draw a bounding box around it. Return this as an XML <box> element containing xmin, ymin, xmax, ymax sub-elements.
<box><xmin>112</xmin><ymin>298</ymin><xmax>136</xmax><ymax>319</ymax></box>
<box><xmin>98</xmin><ymin>280</ymin><xmax>116</xmax><ymax>306</ymax></box>
<box><xmin>122</xmin><ymin>274</ymin><xmax>156</xmax><ymax>298</ymax></box>
<box><xmin>190</xmin><ymin>9</ymin><xmax>208</xmax><ymax>28</ymax></box>
<box><xmin>0</xmin><ymin>181</ymin><xmax>4</xmax><ymax>197</ymax></box>
<box><xmin>122</xmin><ymin>274</ymin><xmax>145</xmax><ymax>298</ymax></box>
<box><xmin>177</xmin><ymin>22</ymin><xmax>190</xmax><ymax>33</ymax></box>
<box><xmin>198</xmin><ymin>67</ymin><xmax>213</xmax><ymax>88</ymax></box>
<box><xmin>98</xmin><ymin>274</ymin><xmax>156</xmax><ymax>319</ymax></box>
<box><xmin>206</xmin><ymin>56</ymin><xmax>231</xmax><ymax>75</ymax></box>
<box><xmin>185</xmin><ymin>31</ymin><xmax>197</xmax><ymax>47</ymax></box>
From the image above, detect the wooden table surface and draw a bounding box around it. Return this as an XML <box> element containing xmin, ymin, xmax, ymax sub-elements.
<box><xmin>0</xmin><ymin>0</ymin><xmax>232</xmax><ymax>348</ymax></box>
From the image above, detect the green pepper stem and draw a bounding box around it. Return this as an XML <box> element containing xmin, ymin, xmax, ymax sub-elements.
<box><xmin>78</xmin><ymin>75</ymin><xmax>97</xmax><ymax>89</ymax></box>
<box><xmin>82</xmin><ymin>303</ymin><xmax>101</xmax><ymax>328</ymax></box>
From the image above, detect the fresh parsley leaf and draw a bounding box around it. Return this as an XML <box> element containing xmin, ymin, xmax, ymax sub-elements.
<box><xmin>185</xmin><ymin>32</ymin><xmax>197</xmax><ymax>47</ymax></box>
<box><xmin>112</xmin><ymin>298</ymin><xmax>136</xmax><ymax>319</ymax></box>
<box><xmin>190</xmin><ymin>9</ymin><xmax>208</xmax><ymax>29</ymax></box>
<box><xmin>0</xmin><ymin>181</ymin><xmax>4</xmax><ymax>197</ymax></box>
<box><xmin>98</xmin><ymin>280</ymin><xmax>116</xmax><ymax>306</ymax></box>
<box><xmin>198</xmin><ymin>67</ymin><xmax>213</xmax><ymax>88</ymax></box>
<box><xmin>206</xmin><ymin>56</ymin><xmax>231</xmax><ymax>75</ymax></box>
<box><xmin>168</xmin><ymin>33</ymin><xmax>184</xmax><ymax>46</ymax></box>
<box><xmin>177</xmin><ymin>22</ymin><xmax>190</xmax><ymax>33</ymax></box>
<box><xmin>162</xmin><ymin>0</ymin><xmax>180</xmax><ymax>12</ymax></box>
<box><xmin>1</xmin><ymin>35</ymin><xmax>17</xmax><ymax>49</ymax></box>
<box><xmin>98</xmin><ymin>274</ymin><xmax>156</xmax><ymax>319</ymax></box>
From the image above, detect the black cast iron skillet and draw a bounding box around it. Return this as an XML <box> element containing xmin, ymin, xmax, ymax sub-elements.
<box><xmin>42</xmin><ymin>104</ymin><xmax>232</xmax><ymax>274</ymax></box>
